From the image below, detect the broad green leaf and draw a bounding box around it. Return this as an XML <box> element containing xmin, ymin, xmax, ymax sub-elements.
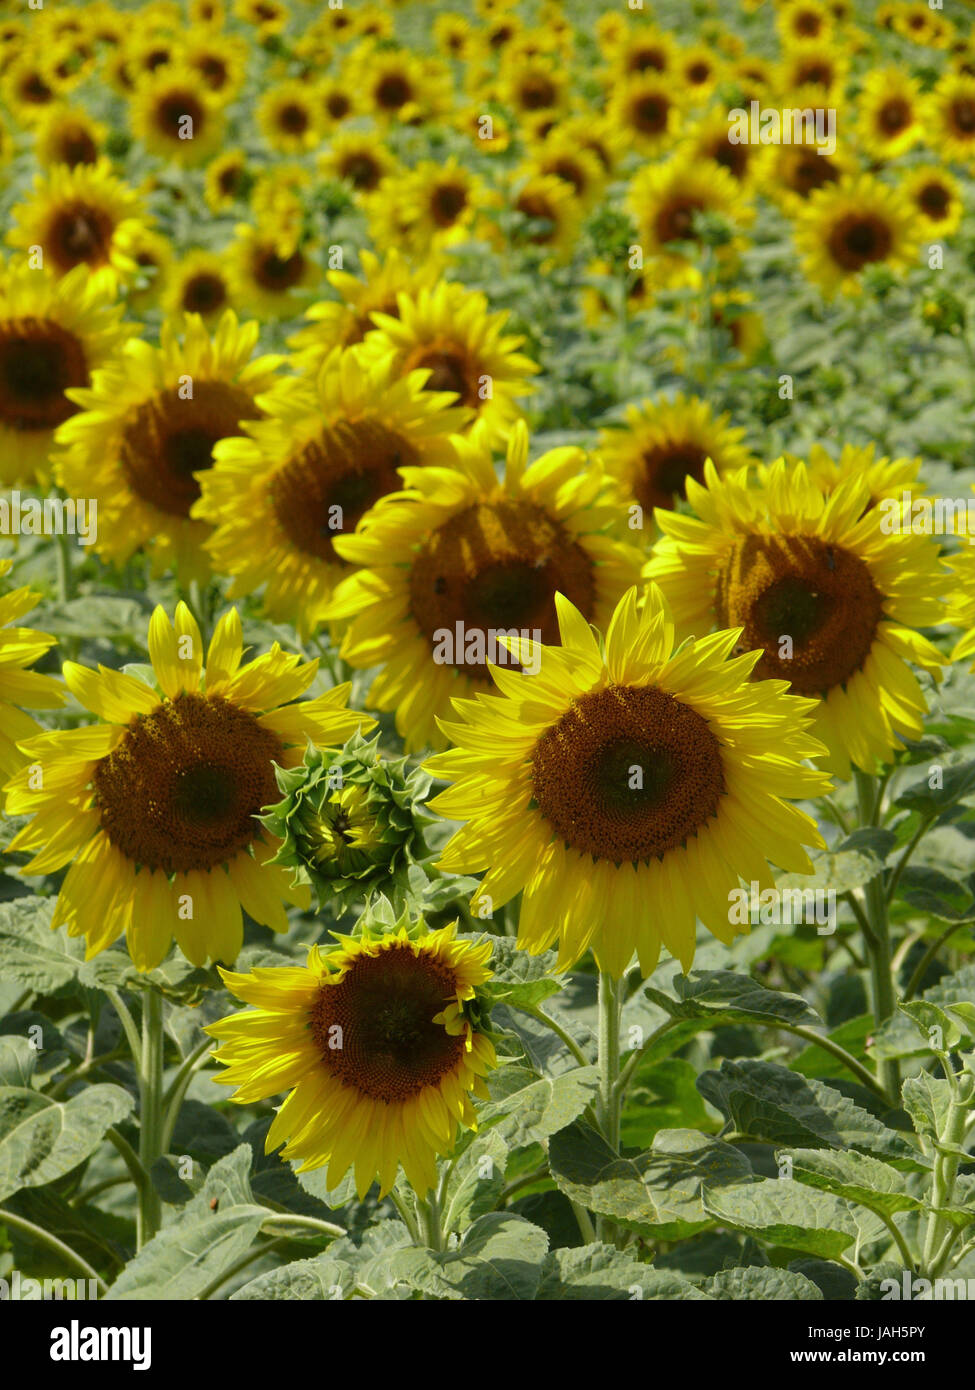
<box><xmin>872</xmin><ymin>966</ymin><xmax>975</xmax><ymax>1061</ymax></box>
<box><xmin>791</xmin><ymin>1014</ymin><xmax>874</xmax><ymax>1081</ymax></box>
<box><xmin>441</xmin><ymin>1130</ymin><xmax>507</xmax><ymax>1235</ymax></box>
<box><xmin>898</xmin><ymin>867</ymin><xmax>975</xmax><ymax>923</ymax></box>
<box><xmin>645</xmin><ymin>969</ymin><xmax>822</xmax><ymax>1031</ymax></box>
<box><xmin>0</xmin><ymin>1085</ymin><xmax>134</xmax><ymax>1202</ymax></box>
<box><xmin>784</xmin><ymin>1147</ymin><xmax>923</xmax><ymax>1218</ymax></box>
<box><xmin>776</xmin><ymin>849</ymin><xmax>884</xmax><ymax>895</ymax></box>
<box><xmin>0</xmin><ymin>1036</ymin><xmax>37</xmax><ymax>1089</ymax></box>
<box><xmin>548</xmin><ymin>1122</ymin><xmax>751</xmax><ymax>1240</ymax></box>
<box><xmin>901</xmin><ymin>1073</ymin><xmax>954</xmax><ymax>1141</ymax></box>
<box><xmin>535</xmin><ymin>1244</ymin><xmax>710</xmax><ymax>1301</ymax></box>
<box><xmin>230</xmin><ymin>1255</ymin><xmax>354</xmax><ymax>1301</ymax></box>
<box><xmin>620</xmin><ymin>1056</ymin><xmax>717</xmax><ymax>1148</ymax></box>
<box><xmin>704</xmin><ymin>1266</ymin><xmax>824</xmax><ymax>1300</ymax></box>
<box><xmin>104</xmin><ymin>1146</ymin><xmax>266</xmax><ymax>1300</ymax></box>
<box><xmin>379</xmin><ymin>1213</ymin><xmax>549</xmax><ymax>1300</ymax></box>
<box><xmin>895</xmin><ymin>759</ymin><xmax>975</xmax><ymax>814</ymax></box>
<box><xmin>478</xmin><ymin>1065</ymin><xmax>599</xmax><ymax>1149</ymax></box>
<box><xmin>701</xmin><ymin>1178</ymin><xmax>858</xmax><ymax>1259</ymax></box>
<box><xmin>0</xmin><ymin>898</ymin><xmax>82</xmax><ymax>994</ymax></box>
<box><xmin>897</xmin><ymin>1001</ymin><xmax>964</xmax><ymax>1053</ymax></box>
<box><xmin>696</xmin><ymin>1060</ymin><xmax>925</xmax><ymax>1168</ymax></box>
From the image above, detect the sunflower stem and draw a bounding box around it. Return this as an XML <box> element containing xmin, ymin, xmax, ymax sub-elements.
<box><xmin>595</xmin><ymin>971</ymin><xmax>623</xmax><ymax>1246</ymax></box>
<box><xmin>0</xmin><ymin>1208</ymin><xmax>107</xmax><ymax>1295</ymax></box>
<box><xmin>854</xmin><ymin>769</ymin><xmax>900</xmax><ymax>1100</ymax></box>
<box><xmin>136</xmin><ymin>988</ymin><xmax>165</xmax><ymax>1251</ymax></box>
<box><xmin>55</xmin><ymin>526</ymin><xmax>74</xmax><ymax>603</ymax></box>
<box><xmin>416</xmin><ymin>1189</ymin><xmax>445</xmax><ymax>1252</ymax></box>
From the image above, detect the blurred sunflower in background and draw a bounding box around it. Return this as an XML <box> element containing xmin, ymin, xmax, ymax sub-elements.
<box><xmin>55</xmin><ymin>311</ymin><xmax>282</xmax><ymax>582</ymax></box>
<box><xmin>4</xmin><ymin>603</ymin><xmax>372</xmax><ymax>969</ymax></box>
<box><xmin>793</xmin><ymin>174</ymin><xmax>920</xmax><ymax>297</ymax></box>
<box><xmin>0</xmin><ymin>558</ymin><xmax>64</xmax><ymax>797</ymax></box>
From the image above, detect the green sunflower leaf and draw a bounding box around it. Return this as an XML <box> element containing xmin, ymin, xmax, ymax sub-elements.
<box><xmin>0</xmin><ymin>1083</ymin><xmax>134</xmax><ymax>1202</ymax></box>
<box><xmin>780</xmin><ymin>1147</ymin><xmax>925</xmax><ymax>1218</ymax></box>
<box><xmin>700</xmin><ymin>1178</ymin><xmax>858</xmax><ymax>1259</ymax></box>
<box><xmin>703</xmin><ymin>1265</ymin><xmax>824</xmax><ymax>1300</ymax></box>
<box><xmin>377</xmin><ymin>1212</ymin><xmax>549</xmax><ymax>1301</ymax></box>
<box><xmin>535</xmin><ymin>1243</ymin><xmax>710</xmax><ymax>1300</ymax></box>
<box><xmin>645</xmin><ymin>968</ymin><xmax>823</xmax><ymax>1029</ymax></box>
<box><xmin>478</xmin><ymin>1064</ymin><xmax>599</xmax><ymax>1149</ymax></box>
<box><xmin>230</xmin><ymin>1254</ymin><xmax>356</xmax><ymax>1301</ymax></box>
<box><xmin>0</xmin><ymin>897</ymin><xmax>83</xmax><ymax>995</ymax></box>
<box><xmin>871</xmin><ymin>965</ymin><xmax>975</xmax><ymax>1061</ymax></box>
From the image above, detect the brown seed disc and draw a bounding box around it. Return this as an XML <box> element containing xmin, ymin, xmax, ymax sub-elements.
<box><xmin>0</xmin><ymin>318</ymin><xmax>88</xmax><ymax>431</ymax></box>
<box><xmin>530</xmin><ymin>684</ymin><xmax>726</xmax><ymax>862</ymax></box>
<box><xmin>119</xmin><ymin>381</ymin><xmax>262</xmax><ymax>517</ymax></box>
<box><xmin>47</xmin><ymin>201</ymin><xmax>116</xmax><ymax>273</ymax></box>
<box><xmin>91</xmin><ymin>691</ymin><xmax>284</xmax><ymax>874</ymax></box>
<box><xmin>408</xmin><ymin>497</ymin><xmax>595</xmax><ymax>679</ymax></box>
<box><xmin>401</xmin><ymin>339</ymin><xmax>477</xmax><ymax>403</ymax></box>
<box><xmin>253</xmin><ymin>246</ymin><xmax>306</xmax><ymax>292</ymax></box>
<box><xmin>309</xmin><ymin>943</ymin><xmax>464</xmax><ymax>1103</ymax></box>
<box><xmin>181</xmin><ymin>273</ymin><xmax>228</xmax><ymax>315</ymax></box>
<box><xmin>714</xmin><ymin>533</ymin><xmax>884</xmax><ymax>695</ymax></box>
<box><xmin>269</xmin><ymin>418</ymin><xmax>417</xmax><ymax>561</ymax></box>
<box><xmin>633</xmin><ymin>441</ymin><xmax>709</xmax><ymax>513</ymax></box>
<box><xmin>826</xmin><ymin>212</ymin><xmax>893</xmax><ymax>271</ymax></box>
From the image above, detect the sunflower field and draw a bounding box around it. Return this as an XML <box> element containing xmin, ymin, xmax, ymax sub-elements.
<box><xmin>1</xmin><ymin>0</ymin><xmax>975</xmax><ymax>1329</ymax></box>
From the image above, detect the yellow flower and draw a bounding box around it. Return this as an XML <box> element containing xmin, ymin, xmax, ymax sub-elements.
<box><xmin>5</xmin><ymin>603</ymin><xmax>372</xmax><ymax>969</ymax></box>
<box><xmin>793</xmin><ymin>174</ymin><xmax>920</xmax><ymax>298</ymax></box>
<box><xmin>425</xmin><ymin>585</ymin><xmax>830</xmax><ymax>976</ymax></box>
<box><xmin>55</xmin><ymin>311</ymin><xmax>282</xmax><ymax>583</ymax></box>
<box><xmin>856</xmin><ymin>68</ymin><xmax>924</xmax><ymax>161</ymax></box>
<box><xmin>925</xmin><ymin>73</ymin><xmax>975</xmax><ymax>164</ymax></box>
<box><xmin>325</xmin><ymin>421</ymin><xmax>644</xmax><ymax>752</ymax></box>
<box><xmin>646</xmin><ymin>457</ymin><xmax>951</xmax><ymax>777</ymax></box>
<box><xmin>129</xmin><ymin>64</ymin><xmax>227</xmax><ymax>166</ymax></box>
<box><xmin>901</xmin><ymin>166</ymin><xmax>963</xmax><ymax>238</ymax></box>
<box><xmin>207</xmin><ymin>919</ymin><xmax>496</xmax><ymax>1198</ymax></box>
<box><xmin>626</xmin><ymin>154</ymin><xmax>753</xmax><ymax>290</ymax></box>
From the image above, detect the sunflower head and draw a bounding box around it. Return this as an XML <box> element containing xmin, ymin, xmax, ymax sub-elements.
<box><xmin>208</xmin><ymin>913</ymin><xmax>497</xmax><ymax>1197</ymax></box>
<box><xmin>260</xmin><ymin>730</ymin><xmax>434</xmax><ymax>911</ymax></box>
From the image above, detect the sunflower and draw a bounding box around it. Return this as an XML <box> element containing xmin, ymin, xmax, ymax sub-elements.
<box><xmin>325</xmin><ymin>422</ymin><xmax>643</xmax><ymax>753</ymax></box>
<box><xmin>501</xmin><ymin>54</ymin><xmax>568</xmax><ymax>118</ymax></box>
<box><xmin>4</xmin><ymin>604</ymin><xmax>371</xmax><ymax>970</ymax></box>
<box><xmin>359</xmin><ymin>282</ymin><xmax>537</xmax><ymax>451</ymax></box>
<box><xmin>0</xmin><ymin>262</ymin><xmax>130</xmax><ymax>487</ymax></box>
<box><xmin>194</xmin><ymin>346</ymin><xmax>466</xmax><ymax>637</ymax></box>
<box><xmin>0</xmin><ymin>559</ymin><xmax>64</xmax><ymax>798</ymax></box>
<box><xmin>288</xmin><ymin>249</ymin><xmax>444</xmax><ymax>371</ymax></box>
<box><xmin>677</xmin><ymin>43</ymin><xmax>723</xmax><ymax>99</ymax></box>
<box><xmin>605</xmin><ymin>25</ymin><xmax>677</xmax><ymax>81</ymax></box>
<box><xmin>596</xmin><ymin>393</ymin><xmax>757</xmax><ymax>529</ymax></box>
<box><xmin>768</xmin><ymin>141</ymin><xmax>858</xmax><ymax>212</ymax></box>
<box><xmin>626</xmin><ymin>154</ymin><xmax>753</xmax><ymax>290</ymax></box>
<box><xmin>607</xmin><ymin>74</ymin><xmax>683</xmax><ymax>156</ymax></box>
<box><xmin>901</xmin><ymin>165</ymin><xmax>963</xmax><ymax>238</ymax></box>
<box><xmin>1</xmin><ymin>54</ymin><xmax>60</xmax><ymax>123</ymax></box>
<box><xmin>162</xmin><ymin>250</ymin><xmax>235</xmax><ymax>322</ymax></box>
<box><xmin>129</xmin><ymin>64</ymin><xmax>226</xmax><ymax>166</ymax></box>
<box><xmin>794</xmin><ymin>174</ymin><xmax>920</xmax><ymax>297</ymax></box>
<box><xmin>792</xmin><ymin>442</ymin><xmax>923</xmax><ymax>508</ymax></box>
<box><xmin>509</xmin><ymin>172</ymin><xmax>583</xmax><ymax>265</ymax></box>
<box><xmin>350</xmin><ymin>43</ymin><xmax>442</xmax><ymax>124</ymax></box>
<box><xmin>122</xmin><ymin>225</ymin><xmax>173</xmax><ymax>313</ymax></box>
<box><xmin>226</xmin><ymin>224</ymin><xmax>317</xmax><ymax>320</ymax></box>
<box><xmin>316</xmin><ymin>77</ymin><xmax>360</xmax><ymax>128</ymax></box>
<box><xmin>318</xmin><ymin>131</ymin><xmax>398</xmax><ymax>194</ymax></box>
<box><xmin>776</xmin><ymin>0</ymin><xmax>836</xmax><ymax>43</ymax></box>
<box><xmin>183</xmin><ymin>33</ymin><xmax>248</xmax><ymax>99</ymax></box>
<box><xmin>204</xmin><ymin>149</ymin><xmax>252</xmax><ymax>213</ymax></box>
<box><xmin>7</xmin><ymin>160</ymin><xmax>147</xmax><ymax>292</ymax></box>
<box><xmin>555</xmin><ymin>114</ymin><xmax>627</xmax><ymax>179</ymax></box>
<box><xmin>949</xmin><ymin>538</ymin><xmax>975</xmax><ymax>669</ymax></box>
<box><xmin>680</xmin><ymin>107</ymin><xmax>770</xmax><ymax>188</ymax></box>
<box><xmin>54</xmin><ymin>311</ymin><xmax>282</xmax><ymax>583</ymax></box>
<box><xmin>234</xmin><ymin>0</ymin><xmax>290</xmax><ymax>35</ymax></box>
<box><xmin>397</xmin><ymin>158</ymin><xmax>490</xmax><ymax>251</ymax></box>
<box><xmin>207</xmin><ymin>917</ymin><xmax>496</xmax><ymax>1198</ymax></box>
<box><xmin>257</xmin><ymin>79</ymin><xmax>323</xmax><ymax>153</ymax></box>
<box><xmin>523</xmin><ymin>135</ymin><xmax>606</xmax><ymax>209</ymax></box>
<box><xmin>925</xmin><ymin>72</ymin><xmax>975</xmax><ymax>163</ymax></box>
<box><xmin>645</xmin><ymin>458</ymin><xmax>951</xmax><ymax>778</ymax></box>
<box><xmin>434</xmin><ymin>11</ymin><xmax>474</xmax><ymax>60</ymax></box>
<box><xmin>856</xmin><ymin>68</ymin><xmax>924</xmax><ymax>161</ymax></box>
<box><xmin>777</xmin><ymin>39</ymin><xmax>849</xmax><ymax>96</ymax></box>
<box><xmin>34</xmin><ymin>104</ymin><xmax>105</xmax><ymax>168</ymax></box>
<box><xmin>424</xmin><ymin>584</ymin><xmax>830</xmax><ymax>976</ymax></box>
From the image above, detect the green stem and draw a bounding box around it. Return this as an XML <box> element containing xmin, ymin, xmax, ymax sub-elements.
<box><xmin>0</xmin><ymin>1208</ymin><xmax>107</xmax><ymax>1294</ymax></box>
<box><xmin>105</xmin><ymin>988</ymin><xmax>142</xmax><ymax>1070</ymax></box>
<box><xmin>921</xmin><ymin>1072</ymin><xmax>973</xmax><ymax>1278</ymax></box>
<box><xmin>903</xmin><ymin>921</ymin><xmax>965</xmax><ymax>1003</ymax></box>
<box><xmin>885</xmin><ymin>815</ymin><xmax>935</xmax><ymax>905</ymax></box>
<box><xmin>516</xmin><ymin>1004</ymin><xmax>590</xmax><ymax>1068</ymax></box>
<box><xmin>259</xmin><ymin>1213</ymin><xmax>345</xmax><ymax>1240</ymax></box>
<box><xmin>55</xmin><ymin>528</ymin><xmax>74</xmax><ymax>603</ymax></box>
<box><xmin>136</xmin><ymin>989</ymin><xmax>165</xmax><ymax>1250</ymax></box>
<box><xmin>416</xmin><ymin>1190</ymin><xmax>444</xmax><ymax>1252</ymax></box>
<box><xmin>388</xmin><ymin>1187</ymin><xmax>420</xmax><ymax>1244</ymax></box>
<box><xmin>195</xmin><ymin>1238</ymin><xmax>290</xmax><ymax>1302</ymax></box>
<box><xmin>160</xmin><ymin>1035</ymin><xmax>214</xmax><ymax>1153</ymax></box>
<box><xmin>106</xmin><ymin>1125</ymin><xmax>152</xmax><ymax>1196</ymax></box>
<box><xmin>854</xmin><ymin>770</ymin><xmax>899</xmax><ymax>1100</ymax></box>
<box><xmin>596</xmin><ymin>971</ymin><xmax>623</xmax><ymax>1246</ymax></box>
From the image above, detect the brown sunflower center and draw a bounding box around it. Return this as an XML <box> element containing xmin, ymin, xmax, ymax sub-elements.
<box><xmin>0</xmin><ymin>319</ymin><xmax>88</xmax><ymax>432</ymax></box>
<box><xmin>181</xmin><ymin>272</ymin><xmax>227</xmax><ymax>315</ymax></box>
<box><xmin>253</xmin><ymin>246</ymin><xmax>305</xmax><ymax>291</ymax></box>
<box><xmin>198</xmin><ymin>55</ymin><xmax>228</xmax><ymax>88</ymax></box>
<box><xmin>48</xmin><ymin>201</ymin><xmax>115</xmax><ymax>272</ymax></box>
<box><xmin>629</xmin><ymin>47</ymin><xmax>666</xmax><ymax>74</ymax></box>
<box><xmin>218</xmin><ymin>163</ymin><xmax>243</xmax><ymax>195</ymax></box>
<box><xmin>687</xmin><ymin>61</ymin><xmax>711</xmax><ymax>83</ymax></box>
<box><xmin>408</xmin><ymin>498</ymin><xmax>595</xmax><ymax>679</ymax></box>
<box><xmin>375</xmin><ymin>73</ymin><xmax>411</xmax><ymax>110</ymax></box>
<box><xmin>58</xmin><ymin>127</ymin><xmax>98</xmax><ymax>166</ymax></box>
<box><xmin>827</xmin><ymin>212</ymin><xmax>893</xmax><ymax>271</ymax></box>
<box><xmin>918</xmin><ymin>181</ymin><xmax>950</xmax><ymax>217</ymax></box>
<box><xmin>403</xmin><ymin>341</ymin><xmax>476</xmax><ymax>403</ymax></box>
<box><xmin>269</xmin><ymin>419</ymin><xmax>416</xmax><ymax>561</ymax></box>
<box><xmin>119</xmin><ymin>381</ymin><xmax>261</xmax><ymax>517</ymax></box>
<box><xmin>309</xmin><ymin>943</ymin><xmax>464</xmax><ymax>1103</ymax></box>
<box><xmin>878</xmin><ymin>97</ymin><xmax>911</xmax><ymax>134</ymax></box>
<box><xmin>790</xmin><ymin>149</ymin><xmax>840</xmax><ymax>195</ymax></box>
<box><xmin>630</xmin><ymin>93</ymin><xmax>670</xmax><ymax>135</ymax></box>
<box><xmin>518</xmin><ymin>74</ymin><xmax>557</xmax><ymax>110</ymax></box>
<box><xmin>515</xmin><ymin>191</ymin><xmax>559</xmax><ymax>243</ymax></box>
<box><xmin>711</xmin><ymin>137</ymin><xmax>748</xmax><ymax>178</ymax></box>
<box><xmin>91</xmin><ymin>691</ymin><xmax>284</xmax><ymax>874</ymax></box>
<box><xmin>339</xmin><ymin>152</ymin><xmax>381</xmax><ymax>190</ymax></box>
<box><xmin>635</xmin><ymin>442</ymin><xmax>708</xmax><ymax>512</ymax></box>
<box><xmin>796</xmin><ymin>61</ymin><xmax>833</xmax><ymax>86</ymax></box>
<box><xmin>155</xmin><ymin>91</ymin><xmax>206</xmax><ymax>139</ymax></box>
<box><xmin>951</xmin><ymin>97</ymin><xmax>975</xmax><ymax>134</ymax></box>
<box><xmin>326</xmin><ymin>91</ymin><xmax>350</xmax><ymax>119</ymax></box>
<box><xmin>430</xmin><ymin>183</ymin><xmax>468</xmax><ymax>227</ymax></box>
<box><xmin>655</xmin><ymin>196</ymin><xmax>704</xmax><ymax>245</ymax></box>
<box><xmin>279</xmin><ymin>101</ymin><xmax>309</xmax><ymax>134</ymax></box>
<box><xmin>714</xmin><ymin>533</ymin><xmax>884</xmax><ymax>695</ymax></box>
<box><xmin>530</xmin><ymin>684</ymin><xmax>726</xmax><ymax>862</ymax></box>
